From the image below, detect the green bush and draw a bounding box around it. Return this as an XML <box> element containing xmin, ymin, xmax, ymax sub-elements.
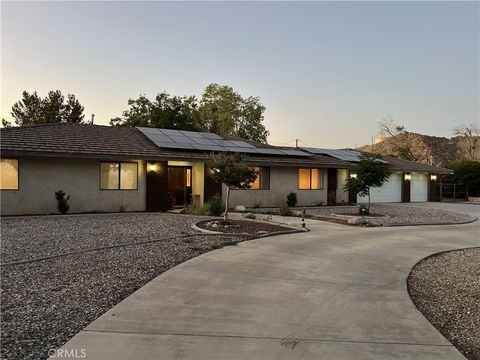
<box><xmin>207</xmin><ymin>194</ymin><xmax>225</xmax><ymax>216</ymax></box>
<box><xmin>55</xmin><ymin>190</ymin><xmax>70</xmax><ymax>214</ymax></box>
<box><xmin>286</xmin><ymin>192</ymin><xmax>298</xmax><ymax>207</ymax></box>
<box><xmin>445</xmin><ymin>160</ymin><xmax>480</xmax><ymax>197</ymax></box>
<box><xmin>279</xmin><ymin>207</ymin><xmax>293</xmax><ymax>216</ymax></box>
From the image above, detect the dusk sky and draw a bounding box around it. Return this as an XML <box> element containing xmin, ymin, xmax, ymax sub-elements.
<box><xmin>1</xmin><ymin>1</ymin><xmax>478</xmax><ymax>148</ymax></box>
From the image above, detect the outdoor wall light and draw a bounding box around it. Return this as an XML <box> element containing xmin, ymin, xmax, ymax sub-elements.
<box><xmin>430</xmin><ymin>174</ymin><xmax>437</xmax><ymax>181</ymax></box>
<box><xmin>404</xmin><ymin>173</ymin><xmax>411</xmax><ymax>181</ymax></box>
<box><xmin>148</xmin><ymin>163</ymin><xmax>157</xmax><ymax>172</ymax></box>
<box><xmin>350</xmin><ymin>173</ymin><xmax>357</xmax><ymax>179</ymax></box>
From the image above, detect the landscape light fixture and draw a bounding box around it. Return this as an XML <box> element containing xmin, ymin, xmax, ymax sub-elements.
<box><xmin>430</xmin><ymin>174</ymin><xmax>437</xmax><ymax>181</ymax></box>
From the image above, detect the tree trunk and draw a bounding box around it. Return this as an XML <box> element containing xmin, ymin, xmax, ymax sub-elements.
<box><xmin>224</xmin><ymin>186</ymin><xmax>230</xmax><ymax>222</ymax></box>
<box><xmin>368</xmin><ymin>190</ymin><xmax>371</xmax><ymax>214</ymax></box>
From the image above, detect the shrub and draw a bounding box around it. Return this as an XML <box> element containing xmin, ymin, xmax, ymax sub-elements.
<box><xmin>445</xmin><ymin>160</ymin><xmax>480</xmax><ymax>197</ymax></box>
<box><xmin>55</xmin><ymin>190</ymin><xmax>70</xmax><ymax>214</ymax></box>
<box><xmin>184</xmin><ymin>205</ymin><xmax>208</xmax><ymax>216</ymax></box>
<box><xmin>314</xmin><ymin>201</ymin><xmax>323</xmax><ymax>207</ymax></box>
<box><xmin>206</xmin><ymin>194</ymin><xmax>225</xmax><ymax>216</ymax></box>
<box><xmin>168</xmin><ymin>193</ymin><xmax>176</xmax><ymax>210</ymax></box>
<box><xmin>286</xmin><ymin>192</ymin><xmax>298</xmax><ymax>207</ymax></box>
<box><xmin>253</xmin><ymin>199</ymin><xmax>262</xmax><ymax>208</ymax></box>
<box><xmin>358</xmin><ymin>203</ymin><xmax>369</xmax><ymax>215</ymax></box>
<box><xmin>279</xmin><ymin>207</ymin><xmax>293</xmax><ymax>216</ymax></box>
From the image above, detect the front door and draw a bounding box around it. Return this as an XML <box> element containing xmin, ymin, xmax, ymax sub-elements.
<box><xmin>327</xmin><ymin>168</ymin><xmax>337</xmax><ymax>206</ymax></box>
<box><xmin>168</xmin><ymin>166</ymin><xmax>192</xmax><ymax>207</ymax></box>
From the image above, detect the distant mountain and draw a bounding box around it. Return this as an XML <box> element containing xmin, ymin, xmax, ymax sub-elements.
<box><xmin>359</xmin><ymin>132</ymin><xmax>479</xmax><ymax>167</ymax></box>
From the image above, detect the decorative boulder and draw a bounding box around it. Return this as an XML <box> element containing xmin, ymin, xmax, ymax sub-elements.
<box><xmin>243</xmin><ymin>212</ymin><xmax>256</xmax><ymax>219</ymax></box>
<box><xmin>347</xmin><ymin>216</ymin><xmax>367</xmax><ymax>225</ymax></box>
<box><xmin>234</xmin><ymin>205</ymin><xmax>247</xmax><ymax>212</ymax></box>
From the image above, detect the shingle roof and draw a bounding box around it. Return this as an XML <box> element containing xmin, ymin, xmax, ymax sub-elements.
<box><xmin>381</xmin><ymin>156</ymin><xmax>452</xmax><ymax>174</ymax></box>
<box><xmin>0</xmin><ymin>123</ymin><xmax>166</xmax><ymax>159</ymax></box>
<box><xmin>0</xmin><ymin>123</ymin><xmax>350</xmax><ymax>168</ymax></box>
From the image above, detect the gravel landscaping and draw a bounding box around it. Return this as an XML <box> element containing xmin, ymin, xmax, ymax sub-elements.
<box><xmin>0</xmin><ymin>213</ymin><xmax>248</xmax><ymax>360</ymax></box>
<box><xmin>408</xmin><ymin>248</ymin><xmax>480</xmax><ymax>360</ymax></box>
<box><xmin>304</xmin><ymin>204</ymin><xmax>475</xmax><ymax>226</ymax></box>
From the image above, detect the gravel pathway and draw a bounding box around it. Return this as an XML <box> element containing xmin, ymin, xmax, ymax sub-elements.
<box><xmin>0</xmin><ymin>214</ymin><xmax>245</xmax><ymax>360</ymax></box>
<box><xmin>304</xmin><ymin>204</ymin><xmax>475</xmax><ymax>225</ymax></box>
<box><xmin>408</xmin><ymin>248</ymin><xmax>480</xmax><ymax>360</ymax></box>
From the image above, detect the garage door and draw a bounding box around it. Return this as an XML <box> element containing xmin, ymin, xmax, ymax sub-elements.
<box><xmin>357</xmin><ymin>173</ymin><xmax>402</xmax><ymax>203</ymax></box>
<box><xmin>411</xmin><ymin>173</ymin><xmax>428</xmax><ymax>202</ymax></box>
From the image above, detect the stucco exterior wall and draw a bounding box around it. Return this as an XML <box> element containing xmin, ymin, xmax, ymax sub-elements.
<box><xmin>225</xmin><ymin>166</ymin><xmax>329</xmax><ymax>208</ymax></box>
<box><xmin>1</xmin><ymin>156</ymin><xmax>146</xmax><ymax>215</ymax></box>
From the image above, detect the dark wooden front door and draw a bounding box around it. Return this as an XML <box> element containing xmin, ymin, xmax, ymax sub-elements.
<box><xmin>168</xmin><ymin>166</ymin><xmax>192</xmax><ymax>206</ymax></box>
<box><xmin>327</xmin><ymin>168</ymin><xmax>337</xmax><ymax>206</ymax></box>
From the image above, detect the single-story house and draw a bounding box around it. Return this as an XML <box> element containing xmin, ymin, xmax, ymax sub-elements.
<box><xmin>300</xmin><ymin>147</ymin><xmax>452</xmax><ymax>203</ymax></box>
<box><xmin>0</xmin><ymin>123</ymin><xmax>451</xmax><ymax>215</ymax></box>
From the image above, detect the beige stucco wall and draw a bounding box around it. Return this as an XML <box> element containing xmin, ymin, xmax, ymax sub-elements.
<box><xmin>336</xmin><ymin>169</ymin><xmax>350</xmax><ymax>204</ymax></box>
<box><xmin>1</xmin><ymin>156</ymin><xmax>146</xmax><ymax>215</ymax></box>
<box><xmin>225</xmin><ymin>166</ymin><xmax>329</xmax><ymax>208</ymax></box>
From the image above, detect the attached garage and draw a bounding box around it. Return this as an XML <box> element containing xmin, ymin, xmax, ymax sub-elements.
<box><xmin>357</xmin><ymin>173</ymin><xmax>402</xmax><ymax>203</ymax></box>
<box><xmin>410</xmin><ymin>173</ymin><xmax>428</xmax><ymax>202</ymax></box>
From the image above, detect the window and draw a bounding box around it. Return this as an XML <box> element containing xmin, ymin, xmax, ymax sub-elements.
<box><xmin>100</xmin><ymin>162</ymin><xmax>138</xmax><ymax>190</ymax></box>
<box><xmin>298</xmin><ymin>168</ymin><xmax>323</xmax><ymax>190</ymax></box>
<box><xmin>0</xmin><ymin>159</ymin><xmax>19</xmax><ymax>190</ymax></box>
<box><xmin>249</xmin><ymin>167</ymin><xmax>270</xmax><ymax>190</ymax></box>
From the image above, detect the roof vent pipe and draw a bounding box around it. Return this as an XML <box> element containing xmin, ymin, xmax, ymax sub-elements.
<box><xmin>91</xmin><ymin>114</ymin><xmax>95</xmax><ymax>124</ymax></box>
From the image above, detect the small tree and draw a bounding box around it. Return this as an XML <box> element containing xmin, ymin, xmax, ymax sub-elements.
<box><xmin>344</xmin><ymin>153</ymin><xmax>392</xmax><ymax>214</ymax></box>
<box><xmin>55</xmin><ymin>190</ymin><xmax>71</xmax><ymax>214</ymax></box>
<box><xmin>207</xmin><ymin>154</ymin><xmax>258</xmax><ymax>222</ymax></box>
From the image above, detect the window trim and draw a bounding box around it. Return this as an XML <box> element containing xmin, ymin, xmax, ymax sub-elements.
<box><xmin>297</xmin><ymin>168</ymin><xmax>323</xmax><ymax>190</ymax></box>
<box><xmin>0</xmin><ymin>158</ymin><xmax>19</xmax><ymax>191</ymax></box>
<box><xmin>99</xmin><ymin>161</ymin><xmax>138</xmax><ymax>191</ymax></box>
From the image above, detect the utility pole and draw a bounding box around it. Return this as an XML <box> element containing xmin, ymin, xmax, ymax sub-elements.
<box><xmin>91</xmin><ymin>114</ymin><xmax>95</xmax><ymax>124</ymax></box>
<box><xmin>295</xmin><ymin>139</ymin><xmax>299</xmax><ymax>148</ymax></box>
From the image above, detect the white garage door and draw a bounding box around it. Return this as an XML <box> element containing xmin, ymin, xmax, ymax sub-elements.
<box><xmin>357</xmin><ymin>173</ymin><xmax>402</xmax><ymax>203</ymax></box>
<box><xmin>411</xmin><ymin>173</ymin><xmax>428</xmax><ymax>202</ymax></box>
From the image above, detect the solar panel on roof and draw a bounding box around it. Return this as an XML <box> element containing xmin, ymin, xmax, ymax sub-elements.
<box><xmin>229</xmin><ymin>140</ymin><xmax>255</xmax><ymax>148</ymax></box>
<box><xmin>280</xmin><ymin>149</ymin><xmax>310</xmax><ymax>157</ymax></box>
<box><xmin>155</xmin><ymin>141</ymin><xmax>196</xmax><ymax>150</ymax></box>
<box><xmin>255</xmin><ymin>148</ymin><xmax>284</xmax><ymax>155</ymax></box>
<box><xmin>202</xmin><ymin>132</ymin><xmax>222</xmax><ymax>139</ymax></box>
<box><xmin>178</xmin><ymin>130</ymin><xmax>204</xmax><ymax>138</ymax></box>
<box><xmin>190</xmin><ymin>144</ymin><xmax>225</xmax><ymax>152</ymax></box>
<box><xmin>192</xmin><ymin>137</ymin><xmax>216</xmax><ymax>145</ymax></box>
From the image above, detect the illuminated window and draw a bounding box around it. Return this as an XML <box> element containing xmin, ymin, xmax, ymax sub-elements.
<box><xmin>298</xmin><ymin>168</ymin><xmax>323</xmax><ymax>190</ymax></box>
<box><xmin>0</xmin><ymin>159</ymin><xmax>19</xmax><ymax>190</ymax></box>
<box><xmin>186</xmin><ymin>168</ymin><xmax>191</xmax><ymax>187</ymax></box>
<box><xmin>120</xmin><ymin>162</ymin><xmax>138</xmax><ymax>190</ymax></box>
<box><xmin>249</xmin><ymin>167</ymin><xmax>270</xmax><ymax>190</ymax></box>
<box><xmin>101</xmin><ymin>162</ymin><xmax>138</xmax><ymax>190</ymax></box>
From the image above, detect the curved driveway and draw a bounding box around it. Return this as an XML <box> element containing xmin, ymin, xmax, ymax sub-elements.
<box><xmin>61</xmin><ymin>203</ymin><xmax>479</xmax><ymax>359</ymax></box>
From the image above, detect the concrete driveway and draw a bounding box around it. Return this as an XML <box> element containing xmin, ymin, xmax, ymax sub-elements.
<box><xmin>60</xmin><ymin>203</ymin><xmax>479</xmax><ymax>359</ymax></box>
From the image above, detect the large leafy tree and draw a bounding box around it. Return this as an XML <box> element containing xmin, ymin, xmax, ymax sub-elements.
<box><xmin>2</xmin><ymin>90</ymin><xmax>85</xmax><ymax>127</ymax></box>
<box><xmin>199</xmin><ymin>84</ymin><xmax>268</xmax><ymax>143</ymax></box>
<box><xmin>110</xmin><ymin>93</ymin><xmax>201</xmax><ymax>131</ymax></box>
<box><xmin>112</xmin><ymin>84</ymin><xmax>269</xmax><ymax>143</ymax></box>
<box><xmin>344</xmin><ymin>153</ymin><xmax>392</xmax><ymax>213</ymax></box>
<box><xmin>207</xmin><ymin>153</ymin><xmax>258</xmax><ymax>222</ymax></box>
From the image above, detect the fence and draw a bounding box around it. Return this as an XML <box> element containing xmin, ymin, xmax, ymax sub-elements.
<box><xmin>436</xmin><ymin>183</ymin><xmax>469</xmax><ymax>202</ymax></box>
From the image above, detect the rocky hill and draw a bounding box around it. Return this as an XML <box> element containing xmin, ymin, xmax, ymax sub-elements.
<box><xmin>359</xmin><ymin>133</ymin><xmax>479</xmax><ymax>167</ymax></box>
